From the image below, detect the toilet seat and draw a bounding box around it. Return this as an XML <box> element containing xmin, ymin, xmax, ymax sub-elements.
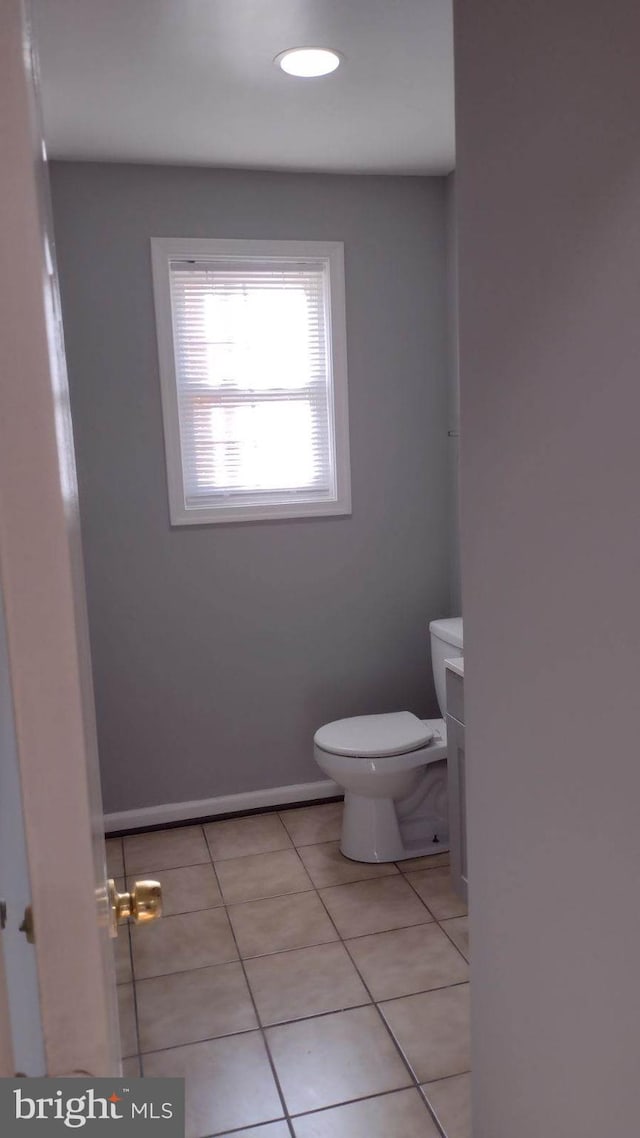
<box><xmin>314</xmin><ymin>711</ymin><xmax>434</xmax><ymax>759</ymax></box>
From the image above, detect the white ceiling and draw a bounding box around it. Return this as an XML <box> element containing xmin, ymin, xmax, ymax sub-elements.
<box><xmin>33</xmin><ymin>0</ymin><xmax>454</xmax><ymax>175</ymax></box>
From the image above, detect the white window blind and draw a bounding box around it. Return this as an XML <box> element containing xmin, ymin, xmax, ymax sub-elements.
<box><xmin>152</xmin><ymin>239</ymin><xmax>351</xmax><ymax>525</ymax></box>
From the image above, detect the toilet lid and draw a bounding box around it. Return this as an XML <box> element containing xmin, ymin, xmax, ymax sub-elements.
<box><xmin>314</xmin><ymin>712</ymin><xmax>434</xmax><ymax>758</ymax></box>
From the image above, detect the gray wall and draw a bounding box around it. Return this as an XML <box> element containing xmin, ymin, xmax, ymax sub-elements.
<box><xmin>455</xmin><ymin>0</ymin><xmax>640</xmax><ymax>1134</ymax></box>
<box><xmin>50</xmin><ymin>163</ymin><xmax>451</xmax><ymax>814</ymax></box>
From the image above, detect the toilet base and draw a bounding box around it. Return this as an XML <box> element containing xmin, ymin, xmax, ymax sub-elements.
<box><xmin>340</xmin><ymin>758</ymin><xmax>449</xmax><ymax>863</ymax></box>
<box><xmin>340</xmin><ymin>824</ymin><xmax>449</xmax><ymax>864</ymax></box>
<box><xmin>341</xmin><ymin>793</ymin><xmax>406</xmax><ymax>862</ymax></box>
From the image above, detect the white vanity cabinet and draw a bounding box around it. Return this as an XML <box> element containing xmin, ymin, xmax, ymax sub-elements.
<box><xmin>446</xmin><ymin>660</ymin><xmax>467</xmax><ymax>902</ymax></box>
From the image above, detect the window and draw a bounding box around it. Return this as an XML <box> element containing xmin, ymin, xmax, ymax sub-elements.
<box><xmin>151</xmin><ymin>238</ymin><xmax>351</xmax><ymax>525</ymax></box>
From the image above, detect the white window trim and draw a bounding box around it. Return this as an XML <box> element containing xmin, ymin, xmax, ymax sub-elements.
<box><xmin>150</xmin><ymin>237</ymin><xmax>352</xmax><ymax>526</ymax></box>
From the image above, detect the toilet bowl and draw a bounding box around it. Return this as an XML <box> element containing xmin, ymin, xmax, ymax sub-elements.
<box><xmin>314</xmin><ymin>617</ymin><xmax>463</xmax><ymax>863</ymax></box>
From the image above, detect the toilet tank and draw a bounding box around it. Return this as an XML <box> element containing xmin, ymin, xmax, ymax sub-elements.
<box><xmin>429</xmin><ymin>618</ymin><xmax>463</xmax><ymax>717</ymax></box>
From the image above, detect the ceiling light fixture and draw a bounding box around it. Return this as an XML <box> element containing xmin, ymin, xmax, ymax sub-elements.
<box><xmin>275</xmin><ymin>47</ymin><xmax>342</xmax><ymax>78</ymax></box>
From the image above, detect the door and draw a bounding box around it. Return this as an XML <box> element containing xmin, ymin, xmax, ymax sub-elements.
<box><xmin>0</xmin><ymin>589</ymin><xmax>46</xmax><ymax>1076</ymax></box>
<box><xmin>0</xmin><ymin>0</ymin><xmax>120</xmax><ymax>1076</ymax></box>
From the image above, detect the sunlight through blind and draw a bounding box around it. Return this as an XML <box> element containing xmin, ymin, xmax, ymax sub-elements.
<box><xmin>168</xmin><ymin>258</ymin><xmax>337</xmax><ymax>511</ymax></box>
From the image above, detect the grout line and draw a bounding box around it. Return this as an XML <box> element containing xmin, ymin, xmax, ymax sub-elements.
<box><xmin>438</xmin><ymin>936</ymin><xmax>470</xmax><ymax>966</ymax></box>
<box><xmin>124</xmin><ymin>859</ymin><xmax>212</xmax><ymax>875</ymax></box>
<box><xmin>126</xmin><ymin>902</ymin><xmax>226</xmax><ymax>920</ymax></box>
<box><xmin>401</xmin><ymin>869</ymin><xmax>459</xmax><ymax>924</ymax></box>
<box><xmin>204</xmin><ymin>826</ymin><xmax>295</xmax><ymax>1137</ymax></box>
<box><xmin>421</xmin><ymin>1067</ymin><xmax>472</xmax><ymax>1087</ymax></box>
<box><xmin>132</xmin><ymin>957</ymin><xmax>242</xmax><ymax>985</ymax></box>
<box><xmin>221</xmin><ymin>885</ymin><xmax>315</xmax><ymax>905</ymax></box>
<box><xmin>138</xmin><ymin>1025</ymin><xmax>263</xmax><ymax>1058</ymax></box>
<box><xmin>290</xmin><ymin>1082</ymin><xmax>448</xmax><ymax>1119</ymax></box>
<box><xmin>372</xmin><ymin>979</ymin><xmax>470</xmax><ymax>1007</ymax></box>
<box><xmin>437</xmin><ymin>917</ymin><xmax>470</xmax><ymax>965</ymax></box>
<box><xmin>204</xmin><ymin>1120</ymin><xmax>292</xmax><ymax>1138</ymax></box>
<box><xmin>339</xmin><ymin>916</ymin><xmax>435</xmax><ymax>941</ymax></box>
<box><xmin>204</xmin><ymin>838</ymin><xmax>296</xmax><ymax>863</ymax></box>
<box><xmin>391</xmin><ymin>865</ymin><xmax>471</xmax><ymax>964</ymax></box>
<box><xmin>240</xmin><ymin>916</ymin><xmax>432</xmax><ymax>952</ymax></box>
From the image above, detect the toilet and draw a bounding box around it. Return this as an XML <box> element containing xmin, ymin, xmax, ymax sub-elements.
<box><xmin>313</xmin><ymin>617</ymin><xmax>463</xmax><ymax>863</ymax></box>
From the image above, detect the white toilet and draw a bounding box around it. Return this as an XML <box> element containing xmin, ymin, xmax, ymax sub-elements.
<box><xmin>314</xmin><ymin>617</ymin><xmax>463</xmax><ymax>863</ymax></box>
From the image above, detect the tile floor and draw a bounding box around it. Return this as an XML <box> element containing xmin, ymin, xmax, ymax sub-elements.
<box><xmin>108</xmin><ymin>801</ymin><xmax>470</xmax><ymax>1138</ymax></box>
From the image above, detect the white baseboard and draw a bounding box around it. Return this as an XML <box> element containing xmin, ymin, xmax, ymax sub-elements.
<box><xmin>104</xmin><ymin>779</ymin><xmax>341</xmax><ymax>834</ymax></box>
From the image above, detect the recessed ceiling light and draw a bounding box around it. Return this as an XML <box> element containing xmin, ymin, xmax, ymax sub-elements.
<box><xmin>275</xmin><ymin>48</ymin><xmax>342</xmax><ymax>78</ymax></box>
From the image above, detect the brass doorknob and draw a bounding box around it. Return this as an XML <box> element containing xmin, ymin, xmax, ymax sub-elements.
<box><xmin>107</xmin><ymin>878</ymin><xmax>162</xmax><ymax>938</ymax></box>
